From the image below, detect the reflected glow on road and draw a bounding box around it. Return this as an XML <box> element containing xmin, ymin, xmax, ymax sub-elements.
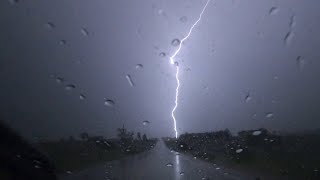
<box><xmin>175</xmin><ymin>154</ymin><xmax>181</xmax><ymax>179</ymax></box>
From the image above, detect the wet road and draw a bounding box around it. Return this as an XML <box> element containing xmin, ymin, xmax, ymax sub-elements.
<box><xmin>59</xmin><ymin>140</ymin><xmax>252</xmax><ymax>180</ymax></box>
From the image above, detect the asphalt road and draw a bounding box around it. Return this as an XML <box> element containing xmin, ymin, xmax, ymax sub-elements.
<box><xmin>59</xmin><ymin>140</ymin><xmax>253</xmax><ymax>180</ymax></box>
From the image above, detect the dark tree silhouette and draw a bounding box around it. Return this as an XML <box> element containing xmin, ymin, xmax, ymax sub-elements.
<box><xmin>0</xmin><ymin>120</ymin><xmax>57</xmax><ymax>180</ymax></box>
<box><xmin>117</xmin><ymin>124</ymin><xmax>134</xmax><ymax>152</ymax></box>
<box><xmin>117</xmin><ymin>124</ymin><xmax>134</xmax><ymax>141</ymax></box>
<box><xmin>142</xmin><ymin>134</ymin><xmax>148</xmax><ymax>141</ymax></box>
<box><xmin>79</xmin><ymin>132</ymin><xmax>89</xmax><ymax>141</ymax></box>
<box><xmin>137</xmin><ymin>132</ymin><xmax>142</xmax><ymax>141</ymax></box>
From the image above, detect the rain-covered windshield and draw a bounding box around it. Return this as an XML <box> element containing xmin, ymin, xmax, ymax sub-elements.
<box><xmin>1</xmin><ymin>0</ymin><xmax>320</xmax><ymax>180</ymax></box>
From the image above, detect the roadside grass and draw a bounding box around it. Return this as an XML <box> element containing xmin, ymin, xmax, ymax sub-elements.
<box><xmin>36</xmin><ymin>139</ymin><xmax>156</xmax><ymax>173</ymax></box>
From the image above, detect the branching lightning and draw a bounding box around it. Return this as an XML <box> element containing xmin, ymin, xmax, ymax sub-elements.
<box><xmin>169</xmin><ymin>0</ymin><xmax>211</xmax><ymax>138</ymax></box>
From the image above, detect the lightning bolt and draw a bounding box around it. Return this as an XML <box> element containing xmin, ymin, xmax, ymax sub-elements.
<box><xmin>170</xmin><ymin>0</ymin><xmax>211</xmax><ymax>138</ymax></box>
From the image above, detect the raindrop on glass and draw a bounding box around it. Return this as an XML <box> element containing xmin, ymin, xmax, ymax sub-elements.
<box><xmin>142</xmin><ymin>120</ymin><xmax>150</xmax><ymax>126</ymax></box>
<box><xmin>158</xmin><ymin>9</ymin><xmax>166</xmax><ymax>16</ymax></box>
<box><xmin>180</xmin><ymin>172</ymin><xmax>185</xmax><ymax>175</ymax></box>
<box><xmin>80</xmin><ymin>94</ymin><xmax>86</xmax><ymax>100</ymax></box>
<box><xmin>252</xmin><ymin>130</ymin><xmax>262</xmax><ymax>136</ymax></box>
<box><xmin>296</xmin><ymin>56</ymin><xmax>305</xmax><ymax>70</ymax></box>
<box><xmin>180</xmin><ymin>16</ymin><xmax>188</xmax><ymax>23</ymax></box>
<box><xmin>55</xmin><ymin>77</ymin><xmax>64</xmax><ymax>84</ymax></box>
<box><xmin>65</xmin><ymin>84</ymin><xmax>75</xmax><ymax>91</ymax></box>
<box><xmin>289</xmin><ymin>15</ymin><xmax>296</xmax><ymax>28</ymax></box>
<box><xmin>126</xmin><ymin>74</ymin><xmax>135</xmax><ymax>87</ymax></box>
<box><xmin>45</xmin><ymin>22</ymin><xmax>55</xmax><ymax>30</ymax></box>
<box><xmin>104</xmin><ymin>99</ymin><xmax>115</xmax><ymax>107</ymax></box>
<box><xmin>8</xmin><ymin>0</ymin><xmax>19</xmax><ymax>5</ymax></box>
<box><xmin>135</xmin><ymin>64</ymin><xmax>143</xmax><ymax>70</ymax></box>
<box><xmin>245</xmin><ymin>92</ymin><xmax>251</xmax><ymax>102</ymax></box>
<box><xmin>171</xmin><ymin>39</ymin><xmax>181</xmax><ymax>47</ymax></box>
<box><xmin>269</xmin><ymin>7</ymin><xmax>279</xmax><ymax>15</ymax></box>
<box><xmin>60</xmin><ymin>40</ymin><xmax>67</xmax><ymax>45</ymax></box>
<box><xmin>174</xmin><ymin>61</ymin><xmax>179</xmax><ymax>67</ymax></box>
<box><xmin>265</xmin><ymin>112</ymin><xmax>274</xmax><ymax>118</ymax></box>
<box><xmin>159</xmin><ymin>52</ymin><xmax>166</xmax><ymax>57</ymax></box>
<box><xmin>236</xmin><ymin>149</ymin><xmax>243</xmax><ymax>153</ymax></box>
<box><xmin>166</xmin><ymin>163</ymin><xmax>173</xmax><ymax>167</ymax></box>
<box><xmin>81</xmin><ymin>28</ymin><xmax>89</xmax><ymax>36</ymax></box>
<box><xmin>284</xmin><ymin>31</ymin><xmax>294</xmax><ymax>45</ymax></box>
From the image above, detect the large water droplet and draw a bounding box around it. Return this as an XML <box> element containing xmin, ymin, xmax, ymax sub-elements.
<box><xmin>296</xmin><ymin>56</ymin><xmax>305</xmax><ymax>71</ymax></box>
<box><xmin>265</xmin><ymin>112</ymin><xmax>274</xmax><ymax>118</ymax></box>
<box><xmin>180</xmin><ymin>172</ymin><xmax>185</xmax><ymax>175</ymax></box>
<box><xmin>104</xmin><ymin>99</ymin><xmax>115</xmax><ymax>107</ymax></box>
<box><xmin>284</xmin><ymin>31</ymin><xmax>294</xmax><ymax>45</ymax></box>
<box><xmin>159</xmin><ymin>52</ymin><xmax>166</xmax><ymax>57</ymax></box>
<box><xmin>45</xmin><ymin>22</ymin><xmax>55</xmax><ymax>30</ymax></box>
<box><xmin>289</xmin><ymin>15</ymin><xmax>296</xmax><ymax>28</ymax></box>
<box><xmin>142</xmin><ymin>121</ymin><xmax>150</xmax><ymax>126</ymax></box>
<box><xmin>135</xmin><ymin>64</ymin><xmax>143</xmax><ymax>70</ymax></box>
<box><xmin>236</xmin><ymin>149</ymin><xmax>243</xmax><ymax>153</ymax></box>
<box><xmin>55</xmin><ymin>77</ymin><xmax>64</xmax><ymax>84</ymax></box>
<box><xmin>174</xmin><ymin>61</ymin><xmax>179</xmax><ymax>67</ymax></box>
<box><xmin>81</xmin><ymin>28</ymin><xmax>89</xmax><ymax>36</ymax></box>
<box><xmin>269</xmin><ymin>7</ymin><xmax>279</xmax><ymax>15</ymax></box>
<box><xmin>80</xmin><ymin>94</ymin><xmax>86</xmax><ymax>100</ymax></box>
<box><xmin>60</xmin><ymin>40</ymin><xmax>67</xmax><ymax>45</ymax></box>
<box><xmin>126</xmin><ymin>74</ymin><xmax>135</xmax><ymax>87</ymax></box>
<box><xmin>252</xmin><ymin>130</ymin><xmax>262</xmax><ymax>136</ymax></box>
<box><xmin>245</xmin><ymin>92</ymin><xmax>251</xmax><ymax>102</ymax></box>
<box><xmin>166</xmin><ymin>163</ymin><xmax>173</xmax><ymax>167</ymax></box>
<box><xmin>65</xmin><ymin>84</ymin><xmax>75</xmax><ymax>91</ymax></box>
<box><xmin>171</xmin><ymin>39</ymin><xmax>181</xmax><ymax>47</ymax></box>
<box><xmin>180</xmin><ymin>16</ymin><xmax>188</xmax><ymax>23</ymax></box>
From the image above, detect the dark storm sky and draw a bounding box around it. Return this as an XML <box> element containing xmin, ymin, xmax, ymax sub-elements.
<box><xmin>1</xmin><ymin>0</ymin><xmax>320</xmax><ymax>140</ymax></box>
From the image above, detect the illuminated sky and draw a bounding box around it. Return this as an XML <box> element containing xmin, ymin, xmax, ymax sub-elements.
<box><xmin>1</xmin><ymin>0</ymin><xmax>320</xmax><ymax>140</ymax></box>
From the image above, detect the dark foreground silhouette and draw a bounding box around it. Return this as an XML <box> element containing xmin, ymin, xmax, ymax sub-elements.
<box><xmin>0</xmin><ymin>120</ymin><xmax>57</xmax><ymax>180</ymax></box>
<box><xmin>0</xmin><ymin>121</ymin><xmax>156</xmax><ymax>179</ymax></box>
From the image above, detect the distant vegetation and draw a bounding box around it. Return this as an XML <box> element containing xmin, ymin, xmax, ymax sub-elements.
<box><xmin>164</xmin><ymin>128</ymin><xmax>320</xmax><ymax>179</ymax></box>
<box><xmin>36</xmin><ymin>125</ymin><xmax>157</xmax><ymax>173</ymax></box>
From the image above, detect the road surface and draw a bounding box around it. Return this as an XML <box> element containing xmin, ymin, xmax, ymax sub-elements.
<box><xmin>59</xmin><ymin>140</ymin><xmax>253</xmax><ymax>180</ymax></box>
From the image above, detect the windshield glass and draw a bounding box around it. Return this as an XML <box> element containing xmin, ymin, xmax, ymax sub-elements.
<box><xmin>1</xmin><ymin>0</ymin><xmax>320</xmax><ymax>180</ymax></box>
